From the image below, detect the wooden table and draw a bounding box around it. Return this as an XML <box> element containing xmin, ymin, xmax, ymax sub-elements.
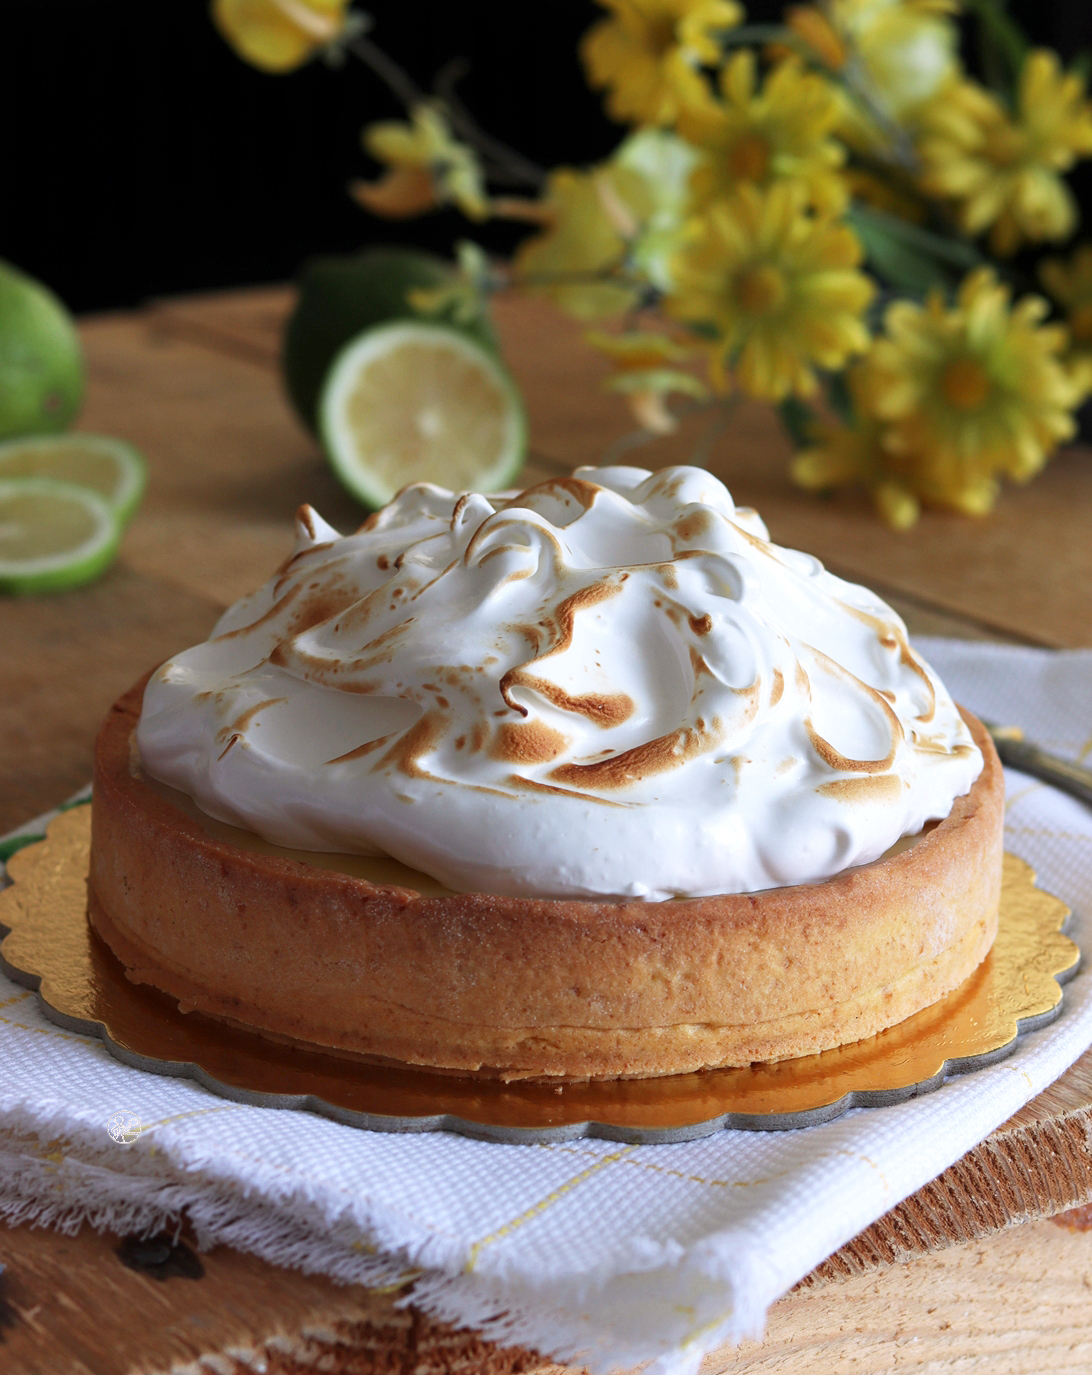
<box><xmin>2</xmin><ymin>286</ymin><xmax>1092</xmax><ymax>1374</ymax></box>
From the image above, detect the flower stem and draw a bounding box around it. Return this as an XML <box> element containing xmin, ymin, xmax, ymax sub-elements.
<box><xmin>717</xmin><ymin>24</ymin><xmax>791</xmax><ymax>47</ymax></box>
<box><xmin>690</xmin><ymin>396</ymin><xmax>737</xmax><ymax>467</ymax></box>
<box><xmin>347</xmin><ymin>34</ymin><xmax>423</xmax><ymax>110</ymax></box>
<box><xmin>347</xmin><ymin>39</ymin><xmax>547</xmax><ymax>193</ymax></box>
<box><xmin>835</xmin><ymin>62</ymin><xmax>920</xmax><ymax>172</ymax></box>
<box><xmin>961</xmin><ymin>0</ymin><xmax>1029</xmax><ymax>101</ymax></box>
<box><xmin>433</xmin><ymin>59</ymin><xmax>547</xmax><ymax>190</ymax></box>
<box><xmin>599</xmin><ymin>397</ymin><xmax>722</xmax><ymax>466</ymax></box>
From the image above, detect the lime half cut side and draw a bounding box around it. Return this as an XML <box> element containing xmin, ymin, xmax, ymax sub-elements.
<box><xmin>319</xmin><ymin>322</ymin><xmax>526</xmax><ymax>508</ymax></box>
<box><xmin>0</xmin><ymin>433</ymin><xmax>146</xmax><ymax>524</ymax></box>
<box><xmin>0</xmin><ymin>478</ymin><xmax>122</xmax><ymax>593</ymax></box>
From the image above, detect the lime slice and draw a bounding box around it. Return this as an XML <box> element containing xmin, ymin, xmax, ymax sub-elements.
<box><xmin>319</xmin><ymin>322</ymin><xmax>527</xmax><ymax>508</ymax></box>
<box><xmin>0</xmin><ymin>433</ymin><xmax>146</xmax><ymax>524</ymax></box>
<box><xmin>0</xmin><ymin>478</ymin><xmax>122</xmax><ymax>594</ymax></box>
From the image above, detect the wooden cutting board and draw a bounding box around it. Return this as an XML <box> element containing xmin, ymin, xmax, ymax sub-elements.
<box><xmin>2</xmin><ymin>285</ymin><xmax>1092</xmax><ymax>1375</ymax></box>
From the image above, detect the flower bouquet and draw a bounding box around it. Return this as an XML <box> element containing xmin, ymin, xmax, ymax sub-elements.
<box><xmin>214</xmin><ymin>0</ymin><xmax>1092</xmax><ymax>526</ymax></box>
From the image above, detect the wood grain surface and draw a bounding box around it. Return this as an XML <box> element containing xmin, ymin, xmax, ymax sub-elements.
<box><xmin>3</xmin><ymin>1209</ymin><xmax>1092</xmax><ymax>1375</ymax></box>
<box><xmin>2</xmin><ymin>284</ymin><xmax>1092</xmax><ymax>1374</ymax></box>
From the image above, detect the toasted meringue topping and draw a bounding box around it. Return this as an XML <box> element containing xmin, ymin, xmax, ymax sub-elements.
<box><xmin>137</xmin><ymin>466</ymin><xmax>982</xmax><ymax>900</ymax></box>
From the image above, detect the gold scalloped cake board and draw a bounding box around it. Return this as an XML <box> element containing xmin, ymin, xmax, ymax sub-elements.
<box><xmin>0</xmin><ymin>806</ymin><xmax>1080</xmax><ymax>1143</ymax></box>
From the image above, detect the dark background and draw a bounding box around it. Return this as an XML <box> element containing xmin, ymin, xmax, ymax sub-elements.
<box><xmin>2</xmin><ymin>0</ymin><xmax>1091</xmax><ymax>315</ymax></box>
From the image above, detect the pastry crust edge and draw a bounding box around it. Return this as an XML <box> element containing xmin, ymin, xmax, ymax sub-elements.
<box><xmin>88</xmin><ymin>676</ymin><xmax>1005</xmax><ymax>1080</ymax></box>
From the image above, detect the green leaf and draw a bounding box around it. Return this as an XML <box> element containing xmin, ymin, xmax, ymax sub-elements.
<box><xmin>777</xmin><ymin>397</ymin><xmax>817</xmax><ymax>449</ymax></box>
<box><xmin>823</xmin><ymin>371</ymin><xmax>855</xmax><ymax>425</ymax></box>
<box><xmin>850</xmin><ymin>204</ymin><xmax>982</xmax><ymax>269</ymax></box>
<box><xmin>962</xmin><ymin>0</ymin><xmax>1030</xmax><ymax>101</ymax></box>
<box><xmin>848</xmin><ymin>203</ymin><xmax>981</xmax><ymax>297</ymax></box>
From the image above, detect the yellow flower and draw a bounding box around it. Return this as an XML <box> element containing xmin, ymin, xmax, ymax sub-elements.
<box><xmin>506</xmin><ymin>132</ymin><xmax>699</xmax><ymax>318</ymax></box>
<box><xmin>611</xmin><ymin>130</ymin><xmax>699</xmax><ymax>290</ymax></box>
<box><xmin>790</xmin><ymin>366</ymin><xmax>922</xmax><ymax>527</ymax></box>
<box><xmin>1038</xmin><ymin>247</ymin><xmax>1092</xmax><ymax>406</ymax></box>
<box><xmin>792</xmin><ymin>266</ymin><xmax>1085</xmax><ymax>524</ymax></box>
<box><xmin>353</xmin><ymin>105</ymin><xmax>488</xmax><ymax>221</ymax></box>
<box><xmin>836</xmin><ymin>0</ymin><xmax>958</xmax><ymax>119</ymax></box>
<box><xmin>796</xmin><ymin>431</ymin><xmax>923</xmax><ymax>527</ymax></box>
<box><xmin>587</xmin><ymin>330</ymin><xmax>709</xmax><ymax>431</ymax></box>
<box><xmin>586</xmin><ymin>329</ymin><xmax>694</xmax><ymax>369</ymax></box>
<box><xmin>788</xmin><ymin>0</ymin><xmax>958</xmax><ymax>159</ymax></box>
<box><xmin>407</xmin><ymin>242</ymin><xmax>495</xmax><ymax>326</ymax></box>
<box><xmin>511</xmin><ymin>164</ymin><xmax>655</xmax><ymax>319</ymax></box>
<box><xmin>679</xmin><ymin>51</ymin><xmax>847</xmax><ymax>216</ymax></box>
<box><xmin>789</xmin><ymin>0</ymin><xmax>957</xmax><ymax>156</ymax></box>
<box><xmin>667</xmin><ymin>182</ymin><xmax>874</xmax><ymax>399</ymax></box>
<box><xmin>211</xmin><ymin>0</ymin><xmax>350</xmax><ymax>73</ymax></box>
<box><xmin>917</xmin><ymin>53</ymin><xmax>1092</xmax><ymax>255</ymax></box>
<box><xmin>581</xmin><ymin>0</ymin><xmax>743</xmax><ymax>127</ymax></box>
<box><xmin>1063</xmin><ymin>351</ymin><xmax>1092</xmax><ymax>407</ymax></box>
<box><xmin>792</xmin><ymin>413</ymin><xmax>879</xmax><ymax>488</ymax></box>
<box><xmin>857</xmin><ymin>267</ymin><xmax>1081</xmax><ymax>512</ymax></box>
<box><xmin>1040</xmin><ymin>243</ymin><xmax>1092</xmax><ymax>350</ymax></box>
<box><xmin>784</xmin><ymin>6</ymin><xmax>847</xmax><ymax>72</ymax></box>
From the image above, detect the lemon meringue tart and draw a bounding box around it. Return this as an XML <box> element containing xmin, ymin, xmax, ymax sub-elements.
<box><xmin>89</xmin><ymin>466</ymin><xmax>1004</xmax><ymax>1080</ymax></box>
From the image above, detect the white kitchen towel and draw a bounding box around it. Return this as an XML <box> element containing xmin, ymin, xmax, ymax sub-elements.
<box><xmin>1</xmin><ymin>639</ymin><xmax>1091</xmax><ymax>1375</ymax></box>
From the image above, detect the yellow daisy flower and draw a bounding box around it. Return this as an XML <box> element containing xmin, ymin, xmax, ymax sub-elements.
<box><xmin>790</xmin><ymin>366</ymin><xmax>922</xmax><ymax>527</ymax></box>
<box><xmin>666</xmin><ymin>182</ymin><xmax>874</xmax><ymax>400</ymax></box>
<box><xmin>1038</xmin><ymin>247</ymin><xmax>1092</xmax><ymax>406</ymax></box>
<box><xmin>211</xmin><ymin>0</ymin><xmax>350</xmax><ymax>74</ymax></box>
<box><xmin>353</xmin><ymin>105</ymin><xmax>488</xmax><ymax>221</ymax></box>
<box><xmin>679</xmin><ymin>52</ymin><xmax>848</xmax><ymax>216</ymax></box>
<box><xmin>1040</xmin><ymin>243</ymin><xmax>1092</xmax><ymax>350</ymax></box>
<box><xmin>511</xmin><ymin>165</ymin><xmax>654</xmax><ymax>319</ymax></box>
<box><xmin>856</xmin><ymin>267</ymin><xmax>1081</xmax><ymax>512</ymax></box>
<box><xmin>788</xmin><ymin>0</ymin><xmax>957</xmax><ymax>160</ymax></box>
<box><xmin>794</xmin><ymin>428</ymin><xmax>923</xmax><ymax>526</ymax></box>
<box><xmin>792</xmin><ymin>384</ymin><xmax>878</xmax><ymax>486</ymax></box>
<box><xmin>917</xmin><ymin>52</ymin><xmax>1092</xmax><ymax>256</ymax></box>
<box><xmin>581</xmin><ymin>0</ymin><xmax>743</xmax><ymax>127</ymax></box>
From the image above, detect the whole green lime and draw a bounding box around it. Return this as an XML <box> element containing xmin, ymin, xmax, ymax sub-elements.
<box><xmin>282</xmin><ymin>246</ymin><xmax>498</xmax><ymax>435</ymax></box>
<box><xmin>0</xmin><ymin>261</ymin><xmax>84</xmax><ymax>440</ymax></box>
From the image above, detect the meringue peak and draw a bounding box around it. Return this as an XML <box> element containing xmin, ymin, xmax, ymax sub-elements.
<box><xmin>138</xmin><ymin>466</ymin><xmax>981</xmax><ymax>900</ymax></box>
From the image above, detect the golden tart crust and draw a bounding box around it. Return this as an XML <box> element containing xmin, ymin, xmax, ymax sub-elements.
<box><xmin>89</xmin><ymin>677</ymin><xmax>1005</xmax><ymax>1081</ymax></box>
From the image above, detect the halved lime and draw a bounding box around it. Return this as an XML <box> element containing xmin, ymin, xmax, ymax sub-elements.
<box><xmin>0</xmin><ymin>433</ymin><xmax>146</xmax><ymax>524</ymax></box>
<box><xmin>0</xmin><ymin>478</ymin><xmax>122</xmax><ymax>594</ymax></box>
<box><xmin>283</xmin><ymin>246</ymin><xmax>499</xmax><ymax>435</ymax></box>
<box><xmin>319</xmin><ymin>321</ymin><xmax>526</xmax><ymax>508</ymax></box>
